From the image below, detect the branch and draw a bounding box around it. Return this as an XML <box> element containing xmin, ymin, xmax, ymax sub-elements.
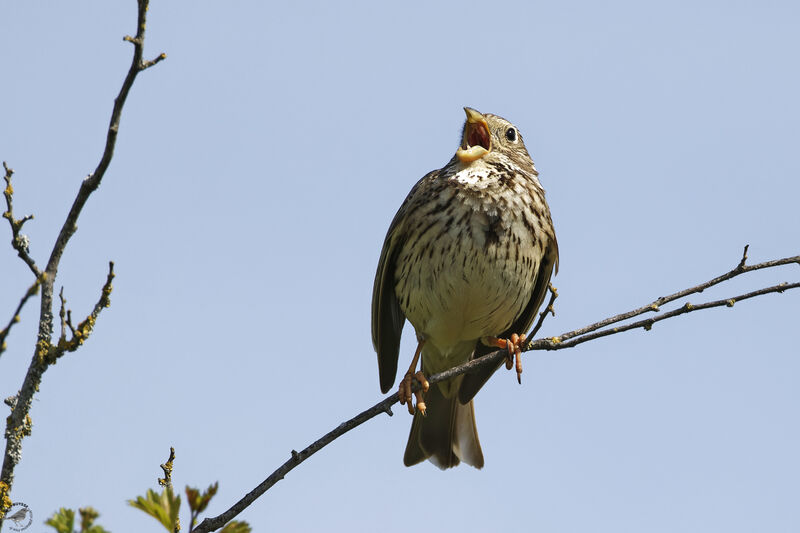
<box><xmin>44</xmin><ymin>2</ymin><xmax>166</xmax><ymax>278</ymax></box>
<box><xmin>530</xmin><ymin>281</ymin><xmax>798</xmax><ymax>351</ymax></box>
<box><xmin>192</xmin><ymin>248</ymin><xmax>799</xmax><ymax>532</ymax></box>
<box><xmin>532</xmin><ymin>246</ymin><xmax>800</xmax><ymax>350</ymax></box>
<box><xmin>0</xmin><ymin>1</ymin><xmax>163</xmax><ymax>524</ymax></box>
<box><xmin>528</xmin><ymin>282</ymin><xmax>558</xmax><ymax>340</ymax></box>
<box><xmin>2</xmin><ymin>162</ymin><xmax>40</xmax><ymax>276</ymax></box>
<box><xmin>0</xmin><ymin>280</ymin><xmax>40</xmax><ymax>359</ymax></box>
<box><xmin>158</xmin><ymin>447</ymin><xmax>176</xmax><ymax>491</ymax></box>
<box><xmin>50</xmin><ymin>262</ymin><xmax>115</xmax><ymax>361</ymax></box>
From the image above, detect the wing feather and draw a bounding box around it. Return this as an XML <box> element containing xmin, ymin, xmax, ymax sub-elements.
<box><xmin>371</xmin><ymin>171</ymin><xmax>439</xmax><ymax>393</ymax></box>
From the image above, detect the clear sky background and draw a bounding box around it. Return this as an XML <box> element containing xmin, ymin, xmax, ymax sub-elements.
<box><xmin>1</xmin><ymin>1</ymin><xmax>799</xmax><ymax>532</ymax></box>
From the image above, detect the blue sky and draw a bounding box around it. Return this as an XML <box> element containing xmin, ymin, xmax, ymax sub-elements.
<box><xmin>1</xmin><ymin>1</ymin><xmax>799</xmax><ymax>532</ymax></box>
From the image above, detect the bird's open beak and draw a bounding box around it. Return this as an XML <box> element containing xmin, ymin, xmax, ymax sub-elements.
<box><xmin>456</xmin><ymin>107</ymin><xmax>491</xmax><ymax>163</ymax></box>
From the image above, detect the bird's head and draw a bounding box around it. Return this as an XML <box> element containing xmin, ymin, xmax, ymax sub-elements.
<box><xmin>455</xmin><ymin>107</ymin><xmax>537</xmax><ymax>175</ymax></box>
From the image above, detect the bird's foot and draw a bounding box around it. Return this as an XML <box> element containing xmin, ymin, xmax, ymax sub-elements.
<box><xmin>398</xmin><ymin>340</ymin><xmax>429</xmax><ymax>415</ymax></box>
<box><xmin>399</xmin><ymin>370</ymin><xmax>429</xmax><ymax>416</ymax></box>
<box><xmin>484</xmin><ymin>333</ymin><xmax>526</xmax><ymax>384</ymax></box>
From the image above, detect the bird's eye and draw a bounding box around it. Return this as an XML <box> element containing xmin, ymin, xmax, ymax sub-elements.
<box><xmin>505</xmin><ymin>128</ymin><xmax>517</xmax><ymax>142</ymax></box>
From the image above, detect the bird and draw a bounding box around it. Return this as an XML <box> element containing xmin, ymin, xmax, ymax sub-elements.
<box><xmin>371</xmin><ymin>107</ymin><xmax>558</xmax><ymax>469</ymax></box>
<box><xmin>7</xmin><ymin>507</ymin><xmax>29</xmax><ymax>525</ymax></box>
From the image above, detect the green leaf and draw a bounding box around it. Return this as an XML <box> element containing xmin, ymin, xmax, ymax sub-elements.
<box><xmin>77</xmin><ymin>506</ymin><xmax>110</xmax><ymax>533</ymax></box>
<box><xmin>84</xmin><ymin>527</ymin><xmax>112</xmax><ymax>533</ymax></box>
<box><xmin>186</xmin><ymin>482</ymin><xmax>218</xmax><ymax>514</ymax></box>
<box><xmin>45</xmin><ymin>507</ymin><xmax>76</xmax><ymax>533</ymax></box>
<box><xmin>220</xmin><ymin>521</ymin><xmax>252</xmax><ymax>533</ymax></box>
<box><xmin>128</xmin><ymin>488</ymin><xmax>181</xmax><ymax>532</ymax></box>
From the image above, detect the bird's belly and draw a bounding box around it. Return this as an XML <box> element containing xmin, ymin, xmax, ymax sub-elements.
<box><xmin>395</xmin><ymin>219</ymin><xmax>539</xmax><ymax>354</ymax></box>
<box><xmin>421</xmin><ymin>269</ymin><xmax>523</xmax><ymax>346</ymax></box>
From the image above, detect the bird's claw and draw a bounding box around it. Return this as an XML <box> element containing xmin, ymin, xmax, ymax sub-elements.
<box><xmin>508</xmin><ymin>333</ymin><xmax>526</xmax><ymax>384</ymax></box>
<box><xmin>487</xmin><ymin>333</ymin><xmax>526</xmax><ymax>384</ymax></box>
<box><xmin>399</xmin><ymin>371</ymin><xmax>429</xmax><ymax>415</ymax></box>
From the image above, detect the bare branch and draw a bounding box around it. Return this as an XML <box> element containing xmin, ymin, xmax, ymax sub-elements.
<box><xmin>528</xmin><ymin>283</ymin><xmax>558</xmax><ymax>341</ymax></box>
<box><xmin>0</xmin><ymin>280</ymin><xmax>40</xmax><ymax>359</ymax></box>
<box><xmin>192</xmin><ymin>395</ymin><xmax>401</xmax><ymax>533</ymax></box>
<box><xmin>2</xmin><ymin>162</ymin><xmax>40</xmax><ymax>277</ymax></box>
<box><xmin>192</xmin><ymin>249</ymin><xmax>799</xmax><ymax>532</ymax></box>
<box><xmin>530</xmin><ymin>281</ymin><xmax>800</xmax><ymax>351</ymax></box>
<box><xmin>737</xmin><ymin>244</ymin><xmax>749</xmax><ymax>270</ymax></box>
<box><xmin>44</xmin><ymin>2</ymin><xmax>166</xmax><ymax>279</ymax></box>
<box><xmin>0</xmin><ymin>0</ymin><xmax>163</xmax><ymax>524</ymax></box>
<box><xmin>546</xmin><ymin>246</ymin><xmax>800</xmax><ymax>347</ymax></box>
<box><xmin>58</xmin><ymin>287</ymin><xmax>68</xmax><ymax>345</ymax></box>
<box><xmin>51</xmin><ymin>262</ymin><xmax>115</xmax><ymax>361</ymax></box>
<box><xmin>158</xmin><ymin>447</ymin><xmax>176</xmax><ymax>491</ymax></box>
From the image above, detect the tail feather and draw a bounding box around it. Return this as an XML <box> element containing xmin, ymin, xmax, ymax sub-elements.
<box><xmin>403</xmin><ymin>380</ymin><xmax>484</xmax><ymax>469</ymax></box>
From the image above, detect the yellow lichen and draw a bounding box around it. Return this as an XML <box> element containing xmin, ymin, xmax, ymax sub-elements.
<box><xmin>101</xmin><ymin>283</ymin><xmax>113</xmax><ymax>307</ymax></box>
<box><xmin>11</xmin><ymin>415</ymin><xmax>32</xmax><ymax>439</ymax></box>
<box><xmin>0</xmin><ymin>481</ymin><xmax>11</xmax><ymax>514</ymax></box>
<box><xmin>36</xmin><ymin>339</ymin><xmax>50</xmax><ymax>363</ymax></box>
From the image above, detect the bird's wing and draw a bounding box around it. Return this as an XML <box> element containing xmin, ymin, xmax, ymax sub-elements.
<box><xmin>9</xmin><ymin>509</ymin><xmax>27</xmax><ymax>520</ymax></box>
<box><xmin>458</xmin><ymin>235</ymin><xmax>559</xmax><ymax>404</ymax></box>
<box><xmin>372</xmin><ymin>170</ymin><xmax>438</xmax><ymax>393</ymax></box>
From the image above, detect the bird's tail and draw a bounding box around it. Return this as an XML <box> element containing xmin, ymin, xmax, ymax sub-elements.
<box><xmin>403</xmin><ymin>378</ymin><xmax>484</xmax><ymax>469</ymax></box>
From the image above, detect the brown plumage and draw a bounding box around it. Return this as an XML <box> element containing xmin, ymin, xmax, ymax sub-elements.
<box><xmin>371</xmin><ymin>107</ymin><xmax>558</xmax><ymax>469</ymax></box>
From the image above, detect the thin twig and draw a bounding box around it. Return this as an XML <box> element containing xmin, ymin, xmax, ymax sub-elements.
<box><xmin>58</xmin><ymin>287</ymin><xmax>68</xmax><ymax>344</ymax></box>
<box><xmin>526</xmin><ymin>283</ymin><xmax>558</xmax><ymax>344</ymax></box>
<box><xmin>0</xmin><ymin>280</ymin><xmax>40</xmax><ymax>358</ymax></box>
<box><xmin>158</xmin><ymin>447</ymin><xmax>176</xmax><ymax>491</ymax></box>
<box><xmin>192</xmin><ymin>395</ymin><xmax>401</xmax><ymax>533</ymax></box>
<box><xmin>43</xmin><ymin>4</ymin><xmax>165</xmax><ymax>279</ymax></box>
<box><xmin>51</xmin><ymin>262</ymin><xmax>115</xmax><ymax>361</ymax></box>
<box><xmin>2</xmin><ymin>162</ymin><xmax>40</xmax><ymax>277</ymax></box>
<box><xmin>192</xmin><ymin>249</ymin><xmax>799</xmax><ymax>532</ymax></box>
<box><xmin>529</xmin><ymin>281</ymin><xmax>800</xmax><ymax>351</ymax></box>
<box><xmin>0</xmin><ymin>1</ymin><xmax>163</xmax><ymax>525</ymax></box>
<box><xmin>554</xmin><ymin>246</ymin><xmax>799</xmax><ymax>345</ymax></box>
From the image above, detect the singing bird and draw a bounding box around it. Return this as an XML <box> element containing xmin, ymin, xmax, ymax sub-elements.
<box><xmin>371</xmin><ymin>107</ymin><xmax>558</xmax><ymax>468</ymax></box>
